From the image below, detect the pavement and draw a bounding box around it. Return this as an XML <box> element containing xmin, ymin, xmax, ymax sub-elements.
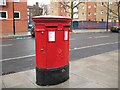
<box><xmin>72</xmin><ymin>29</ymin><xmax>110</xmax><ymax>33</ymax></box>
<box><xmin>0</xmin><ymin>32</ymin><xmax>31</xmax><ymax>39</ymax></box>
<box><xmin>0</xmin><ymin>29</ymin><xmax>110</xmax><ymax>39</ymax></box>
<box><xmin>2</xmin><ymin>50</ymin><xmax>118</xmax><ymax>88</ymax></box>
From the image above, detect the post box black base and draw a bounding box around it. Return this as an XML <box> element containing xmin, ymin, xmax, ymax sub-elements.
<box><xmin>36</xmin><ymin>64</ymin><xmax>69</xmax><ymax>86</ymax></box>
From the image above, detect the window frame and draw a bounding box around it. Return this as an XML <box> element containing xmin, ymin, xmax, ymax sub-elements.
<box><xmin>94</xmin><ymin>4</ymin><xmax>96</xmax><ymax>8</ymax></box>
<box><xmin>109</xmin><ymin>1</ymin><xmax>112</xmax><ymax>5</ymax></box>
<box><xmin>101</xmin><ymin>19</ymin><xmax>104</xmax><ymax>22</ymax></box>
<box><xmin>14</xmin><ymin>11</ymin><xmax>20</xmax><ymax>19</ymax></box>
<box><xmin>73</xmin><ymin>13</ymin><xmax>79</xmax><ymax>19</ymax></box>
<box><xmin>82</xmin><ymin>12</ymin><xmax>84</xmax><ymax>16</ymax></box>
<box><xmin>101</xmin><ymin>10</ymin><xmax>104</xmax><ymax>14</ymax></box>
<box><xmin>13</xmin><ymin>0</ymin><xmax>20</xmax><ymax>2</ymax></box>
<box><xmin>88</xmin><ymin>5</ymin><xmax>91</xmax><ymax>8</ymax></box>
<box><xmin>109</xmin><ymin>9</ymin><xmax>112</xmax><ymax>14</ymax></box>
<box><xmin>101</xmin><ymin>2</ymin><xmax>104</xmax><ymax>6</ymax></box>
<box><xmin>0</xmin><ymin>0</ymin><xmax>6</xmax><ymax>6</ymax></box>
<box><xmin>0</xmin><ymin>11</ymin><xmax>7</xmax><ymax>19</ymax></box>
<box><xmin>94</xmin><ymin>12</ymin><xmax>96</xmax><ymax>15</ymax></box>
<box><xmin>82</xmin><ymin>6</ymin><xmax>84</xmax><ymax>9</ymax></box>
<box><xmin>88</xmin><ymin>12</ymin><xmax>91</xmax><ymax>16</ymax></box>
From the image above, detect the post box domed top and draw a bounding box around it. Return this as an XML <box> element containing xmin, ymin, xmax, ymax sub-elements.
<box><xmin>32</xmin><ymin>15</ymin><xmax>72</xmax><ymax>23</ymax></box>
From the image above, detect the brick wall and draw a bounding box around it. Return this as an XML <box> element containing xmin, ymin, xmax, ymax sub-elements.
<box><xmin>0</xmin><ymin>0</ymin><xmax>28</xmax><ymax>33</ymax></box>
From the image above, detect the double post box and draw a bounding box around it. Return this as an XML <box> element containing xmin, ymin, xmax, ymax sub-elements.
<box><xmin>32</xmin><ymin>16</ymin><xmax>72</xmax><ymax>86</ymax></box>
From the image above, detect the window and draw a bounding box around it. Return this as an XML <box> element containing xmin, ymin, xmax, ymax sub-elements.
<box><xmin>109</xmin><ymin>9</ymin><xmax>112</xmax><ymax>14</ymax></box>
<box><xmin>101</xmin><ymin>19</ymin><xmax>104</xmax><ymax>22</ymax></box>
<box><xmin>101</xmin><ymin>2</ymin><xmax>104</xmax><ymax>6</ymax></box>
<box><xmin>109</xmin><ymin>1</ymin><xmax>112</xmax><ymax>5</ymax></box>
<box><xmin>0</xmin><ymin>11</ymin><xmax>7</xmax><ymax>19</ymax></box>
<box><xmin>88</xmin><ymin>5</ymin><xmax>91</xmax><ymax>8</ymax></box>
<box><xmin>68</xmin><ymin>8</ymin><xmax>70</xmax><ymax>11</ymax></box>
<box><xmin>73</xmin><ymin>14</ymin><xmax>78</xmax><ymax>19</ymax></box>
<box><xmin>94</xmin><ymin>4</ymin><xmax>96</xmax><ymax>8</ymax></box>
<box><xmin>101</xmin><ymin>10</ymin><xmax>104</xmax><ymax>14</ymax></box>
<box><xmin>27</xmin><ymin>12</ymin><xmax>29</xmax><ymax>15</ymax></box>
<box><xmin>94</xmin><ymin>12</ymin><xmax>96</xmax><ymax>15</ymax></box>
<box><xmin>82</xmin><ymin>13</ymin><xmax>84</xmax><ymax>16</ymax></box>
<box><xmin>73</xmin><ymin>7</ymin><xmax>78</xmax><ymax>12</ymax></box>
<box><xmin>108</xmin><ymin>18</ymin><xmax>111</xmax><ymax>22</ymax></box>
<box><xmin>64</xmin><ymin>9</ymin><xmax>66</xmax><ymax>12</ymax></box>
<box><xmin>14</xmin><ymin>11</ymin><xmax>20</xmax><ymax>19</ymax></box>
<box><xmin>14</xmin><ymin>0</ymin><xmax>20</xmax><ymax>2</ymax></box>
<box><xmin>88</xmin><ymin>12</ymin><xmax>91</xmax><ymax>16</ymax></box>
<box><xmin>0</xmin><ymin>0</ymin><xmax>6</xmax><ymax>5</ymax></box>
<box><xmin>82</xmin><ymin>6</ymin><xmax>84</xmax><ymax>9</ymax></box>
<box><xmin>61</xmin><ymin>10</ymin><xmax>62</xmax><ymax>12</ymax></box>
<box><xmin>30</xmin><ymin>13</ymin><xmax>33</xmax><ymax>16</ymax></box>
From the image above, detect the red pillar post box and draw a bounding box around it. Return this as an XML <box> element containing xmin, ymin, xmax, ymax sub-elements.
<box><xmin>32</xmin><ymin>16</ymin><xmax>72</xmax><ymax>86</ymax></box>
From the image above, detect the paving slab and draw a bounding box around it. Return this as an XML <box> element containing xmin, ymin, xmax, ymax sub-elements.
<box><xmin>2</xmin><ymin>50</ymin><xmax>118</xmax><ymax>88</ymax></box>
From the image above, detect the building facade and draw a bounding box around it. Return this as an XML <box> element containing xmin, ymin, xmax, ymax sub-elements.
<box><xmin>50</xmin><ymin>1</ymin><xmax>60</xmax><ymax>16</ymax></box>
<box><xmin>0</xmin><ymin>0</ymin><xmax>28</xmax><ymax>33</ymax></box>
<box><xmin>27</xmin><ymin>2</ymin><xmax>43</xmax><ymax>25</ymax></box>
<box><xmin>50</xmin><ymin>0</ymin><xmax>119</xmax><ymax>24</ymax></box>
<box><xmin>87</xmin><ymin>2</ymin><xmax>96</xmax><ymax>21</ymax></box>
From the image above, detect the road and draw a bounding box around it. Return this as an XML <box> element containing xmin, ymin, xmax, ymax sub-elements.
<box><xmin>2</xmin><ymin>32</ymin><xmax>120</xmax><ymax>74</ymax></box>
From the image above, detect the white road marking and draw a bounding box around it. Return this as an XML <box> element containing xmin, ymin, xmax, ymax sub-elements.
<box><xmin>70</xmin><ymin>38</ymin><xmax>75</xmax><ymax>40</ymax></box>
<box><xmin>71</xmin><ymin>42</ymin><xmax>118</xmax><ymax>51</ymax></box>
<box><xmin>0</xmin><ymin>44</ymin><xmax>13</xmax><ymax>47</ymax></box>
<box><xmin>1</xmin><ymin>42</ymin><xmax>118</xmax><ymax>62</ymax></box>
<box><xmin>88</xmin><ymin>36</ymin><xmax>110</xmax><ymax>39</ymax></box>
<box><xmin>88</xmin><ymin>37</ymin><xmax>93</xmax><ymax>38</ymax></box>
<box><xmin>95</xmin><ymin>36</ymin><xmax>110</xmax><ymax>38</ymax></box>
<box><xmin>1</xmin><ymin>54</ymin><xmax>35</xmax><ymax>62</ymax></box>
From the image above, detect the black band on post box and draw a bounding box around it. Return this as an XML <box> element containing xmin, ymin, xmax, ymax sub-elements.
<box><xmin>36</xmin><ymin>64</ymin><xmax>69</xmax><ymax>86</ymax></box>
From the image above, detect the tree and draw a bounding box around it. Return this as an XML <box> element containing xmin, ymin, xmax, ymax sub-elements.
<box><xmin>40</xmin><ymin>4</ymin><xmax>50</xmax><ymax>15</ymax></box>
<box><xmin>33</xmin><ymin>2</ymin><xmax>43</xmax><ymax>16</ymax></box>
<box><xmin>103</xmin><ymin>1</ymin><xmax>120</xmax><ymax>25</ymax></box>
<box><xmin>60</xmin><ymin>0</ymin><xmax>84</xmax><ymax>32</ymax></box>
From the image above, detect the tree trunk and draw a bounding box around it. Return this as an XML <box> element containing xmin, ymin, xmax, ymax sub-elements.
<box><xmin>118</xmin><ymin>2</ymin><xmax>120</xmax><ymax>25</ymax></box>
<box><xmin>70</xmin><ymin>1</ymin><xmax>73</xmax><ymax>32</ymax></box>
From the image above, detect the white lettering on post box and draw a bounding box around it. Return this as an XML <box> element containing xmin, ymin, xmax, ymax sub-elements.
<box><xmin>64</xmin><ymin>31</ymin><xmax>68</xmax><ymax>40</ymax></box>
<box><xmin>49</xmin><ymin>31</ymin><xmax>55</xmax><ymax>42</ymax></box>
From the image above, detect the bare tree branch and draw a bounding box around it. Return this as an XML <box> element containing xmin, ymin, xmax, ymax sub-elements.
<box><xmin>103</xmin><ymin>2</ymin><xmax>118</xmax><ymax>16</ymax></box>
<box><xmin>60</xmin><ymin>2</ymin><xmax>71</xmax><ymax>8</ymax></box>
<box><xmin>73</xmin><ymin>2</ymin><xmax>83</xmax><ymax>9</ymax></box>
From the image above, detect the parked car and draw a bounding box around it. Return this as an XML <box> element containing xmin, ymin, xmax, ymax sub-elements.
<box><xmin>111</xmin><ymin>26</ymin><xmax>120</xmax><ymax>33</ymax></box>
<box><xmin>31</xmin><ymin>25</ymin><xmax>35</xmax><ymax>37</ymax></box>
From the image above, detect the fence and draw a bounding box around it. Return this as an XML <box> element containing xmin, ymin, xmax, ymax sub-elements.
<box><xmin>73</xmin><ymin>21</ymin><xmax>116</xmax><ymax>29</ymax></box>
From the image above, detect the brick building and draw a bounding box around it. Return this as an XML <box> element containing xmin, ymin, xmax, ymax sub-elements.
<box><xmin>50</xmin><ymin>0</ymin><xmax>119</xmax><ymax>24</ymax></box>
<box><xmin>87</xmin><ymin>2</ymin><xmax>97</xmax><ymax>21</ymax></box>
<box><xmin>27</xmin><ymin>2</ymin><xmax>43</xmax><ymax>25</ymax></box>
<box><xmin>0</xmin><ymin>0</ymin><xmax>28</xmax><ymax>33</ymax></box>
